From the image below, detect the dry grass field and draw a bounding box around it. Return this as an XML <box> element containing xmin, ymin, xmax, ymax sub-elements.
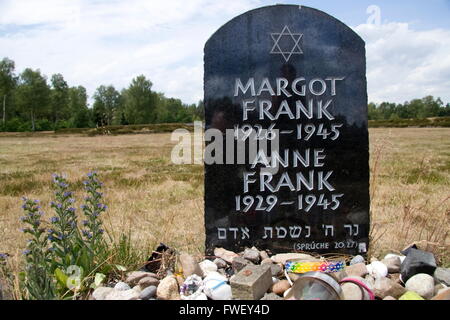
<box><xmin>0</xmin><ymin>128</ymin><xmax>449</xmax><ymax>269</ymax></box>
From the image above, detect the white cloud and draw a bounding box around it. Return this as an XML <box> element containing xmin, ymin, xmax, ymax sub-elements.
<box><xmin>0</xmin><ymin>0</ymin><xmax>259</xmax><ymax>105</ymax></box>
<box><xmin>354</xmin><ymin>22</ymin><xmax>450</xmax><ymax>104</ymax></box>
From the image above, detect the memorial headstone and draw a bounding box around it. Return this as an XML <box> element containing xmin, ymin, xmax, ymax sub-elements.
<box><xmin>204</xmin><ymin>5</ymin><xmax>369</xmax><ymax>256</ymax></box>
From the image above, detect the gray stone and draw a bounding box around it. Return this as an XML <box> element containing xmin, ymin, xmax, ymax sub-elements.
<box><xmin>373</xmin><ymin>277</ymin><xmax>406</xmax><ymax>299</ymax></box>
<box><xmin>132</xmin><ymin>285</ymin><xmax>142</xmax><ymax>294</ymax></box>
<box><xmin>350</xmin><ymin>255</ymin><xmax>365</xmax><ymax>265</ymax></box>
<box><xmin>259</xmin><ymin>251</ymin><xmax>269</xmax><ymax>261</ymax></box>
<box><xmin>342</xmin><ymin>282</ymin><xmax>364</xmax><ymax>300</ymax></box>
<box><xmin>139</xmin><ymin>285</ymin><xmax>157</xmax><ymax>300</ymax></box>
<box><xmin>138</xmin><ymin>276</ymin><xmax>160</xmax><ymax>288</ymax></box>
<box><xmin>243</xmin><ymin>248</ymin><xmax>260</xmax><ymax>263</ymax></box>
<box><xmin>179</xmin><ymin>253</ymin><xmax>204</xmax><ymax>278</ymax></box>
<box><xmin>405</xmin><ymin>273</ymin><xmax>435</xmax><ymax>299</ymax></box>
<box><xmin>114</xmin><ymin>281</ymin><xmax>131</xmax><ymax>291</ymax></box>
<box><xmin>105</xmin><ymin>289</ymin><xmax>140</xmax><ymax>300</ymax></box>
<box><xmin>126</xmin><ymin>271</ymin><xmax>157</xmax><ymax>286</ymax></box>
<box><xmin>270</xmin><ymin>264</ymin><xmax>283</xmax><ymax>277</ymax></box>
<box><xmin>260</xmin><ymin>292</ymin><xmax>283</xmax><ymax>300</ymax></box>
<box><xmin>230</xmin><ymin>265</ymin><xmax>273</xmax><ymax>300</ymax></box>
<box><xmin>156</xmin><ymin>275</ymin><xmax>180</xmax><ymax>300</ymax></box>
<box><xmin>232</xmin><ymin>256</ymin><xmax>252</xmax><ymax>273</ymax></box>
<box><xmin>92</xmin><ymin>287</ymin><xmax>114</xmax><ymax>300</ymax></box>
<box><xmin>345</xmin><ymin>263</ymin><xmax>368</xmax><ymax>278</ymax></box>
<box><xmin>213</xmin><ymin>258</ymin><xmax>228</xmax><ymax>269</ymax></box>
<box><xmin>382</xmin><ymin>256</ymin><xmax>401</xmax><ymax>273</ymax></box>
<box><xmin>261</xmin><ymin>258</ymin><xmax>273</xmax><ymax>265</ymax></box>
<box><xmin>434</xmin><ymin>267</ymin><xmax>450</xmax><ymax>286</ymax></box>
<box><xmin>214</xmin><ymin>248</ymin><xmax>238</xmax><ymax>264</ymax></box>
<box><xmin>341</xmin><ymin>276</ymin><xmax>372</xmax><ymax>300</ymax></box>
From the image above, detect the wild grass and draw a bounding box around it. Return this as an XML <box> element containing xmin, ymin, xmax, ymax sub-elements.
<box><xmin>0</xmin><ymin>128</ymin><xmax>448</xmax><ymax>296</ymax></box>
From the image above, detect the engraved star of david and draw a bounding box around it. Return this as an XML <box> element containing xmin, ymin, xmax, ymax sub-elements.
<box><xmin>270</xmin><ymin>25</ymin><xmax>303</xmax><ymax>62</ymax></box>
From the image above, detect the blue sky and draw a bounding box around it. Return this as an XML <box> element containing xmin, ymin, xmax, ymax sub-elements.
<box><xmin>1</xmin><ymin>0</ymin><xmax>450</xmax><ymax>105</ymax></box>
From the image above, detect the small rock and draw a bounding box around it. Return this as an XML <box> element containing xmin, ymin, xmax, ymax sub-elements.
<box><xmin>114</xmin><ymin>281</ymin><xmax>131</xmax><ymax>291</ymax></box>
<box><xmin>179</xmin><ymin>253</ymin><xmax>204</xmax><ymax>278</ymax></box>
<box><xmin>126</xmin><ymin>271</ymin><xmax>157</xmax><ymax>286</ymax></box>
<box><xmin>213</xmin><ymin>258</ymin><xmax>228</xmax><ymax>269</ymax></box>
<box><xmin>370</xmin><ymin>257</ymin><xmax>378</xmax><ymax>263</ymax></box>
<box><xmin>259</xmin><ymin>250</ymin><xmax>269</xmax><ymax>261</ymax></box>
<box><xmin>271</xmin><ymin>253</ymin><xmax>316</xmax><ymax>265</ymax></box>
<box><xmin>243</xmin><ymin>248</ymin><xmax>260</xmax><ymax>264</ymax></box>
<box><xmin>350</xmin><ymin>255</ymin><xmax>365</xmax><ymax>265</ymax></box>
<box><xmin>400</xmin><ymin>248</ymin><xmax>437</xmax><ymax>282</ymax></box>
<box><xmin>345</xmin><ymin>263</ymin><xmax>368</xmax><ymax>278</ymax></box>
<box><xmin>92</xmin><ymin>287</ymin><xmax>114</xmax><ymax>300</ymax></box>
<box><xmin>388</xmin><ymin>273</ymin><xmax>402</xmax><ymax>284</ymax></box>
<box><xmin>230</xmin><ymin>265</ymin><xmax>272</xmax><ymax>300</ymax></box>
<box><xmin>373</xmin><ymin>277</ymin><xmax>406</xmax><ymax>299</ymax></box>
<box><xmin>367</xmin><ymin>261</ymin><xmax>388</xmax><ymax>278</ymax></box>
<box><xmin>138</xmin><ymin>276</ymin><xmax>160</xmax><ymax>288</ymax></box>
<box><xmin>261</xmin><ymin>258</ymin><xmax>273</xmax><ymax>265</ymax></box>
<box><xmin>157</xmin><ymin>275</ymin><xmax>180</xmax><ymax>300</ymax></box>
<box><xmin>434</xmin><ymin>283</ymin><xmax>445</xmax><ymax>296</ymax></box>
<box><xmin>342</xmin><ymin>282</ymin><xmax>364</xmax><ymax>300</ymax></box>
<box><xmin>105</xmin><ymin>289</ymin><xmax>140</xmax><ymax>300</ymax></box>
<box><xmin>433</xmin><ymin>267</ymin><xmax>450</xmax><ymax>286</ymax></box>
<box><xmin>341</xmin><ymin>277</ymin><xmax>372</xmax><ymax>300</ymax></box>
<box><xmin>139</xmin><ymin>285</ymin><xmax>157</xmax><ymax>300</ymax></box>
<box><xmin>384</xmin><ymin>253</ymin><xmax>403</xmax><ymax>260</ymax></box>
<box><xmin>382</xmin><ymin>256</ymin><xmax>401</xmax><ymax>273</ymax></box>
<box><xmin>271</xmin><ymin>280</ymin><xmax>290</xmax><ymax>296</ymax></box>
<box><xmin>431</xmin><ymin>287</ymin><xmax>450</xmax><ymax>300</ymax></box>
<box><xmin>214</xmin><ymin>247</ymin><xmax>239</xmax><ymax>264</ymax></box>
<box><xmin>199</xmin><ymin>259</ymin><xmax>218</xmax><ymax>276</ymax></box>
<box><xmin>132</xmin><ymin>285</ymin><xmax>142</xmax><ymax>294</ymax></box>
<box><xmin>260</xmin><ymin>292</ymin><xmax>283</xmax><ymax>300</ymax></box>
<box><xmin>399</xmin><ymin>291</ymin><xmax>424</xmax><ymax>300</ymax></box>
<box><xmin>232</xmin><ymin>256</ymin><xmax>252</xmax><ymax>273</ymax></box>
<box><xmin>270</xmin><ymin>264</ymin><xmax>283</xmax><ymax>277</ymax></box>
<box><xmin>405</xmin><ymin>273</ymin><xmax>435</xmax><ymax>299</ymax></box>
<box><xmin>383</xmin><ymin>296</ymin><xmax>396</xmax><ymax>300</ymax></box>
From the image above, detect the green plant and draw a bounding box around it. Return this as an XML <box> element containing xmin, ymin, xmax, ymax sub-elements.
<box><xmin>19</xmin><ymin>172</ymin><xmax>111</xmax><ymax>300</ymax></box>
<box><xmin>20</xmin><ymin>198</ymin><xmax>57</xmax><ymax>300</ymax></box>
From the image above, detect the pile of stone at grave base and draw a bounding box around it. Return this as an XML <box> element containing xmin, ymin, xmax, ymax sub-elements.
<box><xmin>91</xmin><ymin>242</ymin><xmax>450</xmax><ymax>301</ymax></box>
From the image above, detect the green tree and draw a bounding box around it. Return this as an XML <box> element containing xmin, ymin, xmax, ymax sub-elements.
<box><xmin>0</xmin><ymin>58</ymin><xmax>18</xmax><ymax>127</ymax></box>
<box><xmin>50</xmin><ymin>74</ymin><xmax>70</xmax><ymax>125</ymax></box>
<box><xmin>123</xmin><ymin>75</ymin><xmax>157</xmax><ymax>124</ymax></box>
<box><xmin>69</xmin><ymin>86</ymin><xmax>91</xmax><ymax>128</ymax></box>
<box><xmin>92</xmin><ymin>85</ymin><xmax>121</xmax><ymax>126</ymax></box>
<box><xmin>15</xmin><ymin>68</ymin><xmax>50</xmax><ymax>131</ymax></box>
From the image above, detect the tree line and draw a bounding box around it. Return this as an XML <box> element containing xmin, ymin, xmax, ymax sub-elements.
<box><xmin>368</xmin><ymin>96</ymin><xmax>450</xmax><ymax>120</ymax></box>
<box><xmin>0</xmin><ymin>57</ymin><xmax>204</xmax><ymax>132</ymax></box>
<box><xmin>1</xmin><ymin>57</ymin><xmax>450</xmax><ymax>132</ymax></box>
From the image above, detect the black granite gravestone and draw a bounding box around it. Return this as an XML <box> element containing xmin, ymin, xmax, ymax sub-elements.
<box><xmin>204</xmin><ymin>5</ymin><xmax>369</xmax><ymax>256</ymax></box>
